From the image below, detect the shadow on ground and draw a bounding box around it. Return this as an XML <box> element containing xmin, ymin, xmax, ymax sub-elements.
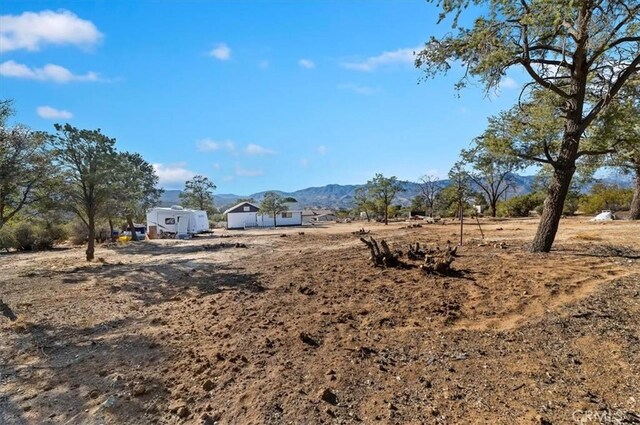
<box><xmin>1</xmin><ymin>319</ymin><xmax>170</xmax><ymax>424</ymax></box>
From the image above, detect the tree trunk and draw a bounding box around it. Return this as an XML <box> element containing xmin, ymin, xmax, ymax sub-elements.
<box><xmin>459</xmin><ymin>203</ymin><xmax>463</xmax><ymax>246</ymax></box>
<box><xmin>127</xmin><ymin>215</ymin><xmax>139</xmax><ymax>241</ymax></box>
<box><xmin>108</xmin><ymin>217</ymin><xmax>116</xmax><ymax>242</ymax></box>
<box><xmin>273</xmin><ymin>212</ymin><xmax>277</xmax><ymax>228</ymax></box>
<box><xmin>629</xmin><ymin>165</ymin><xmax>640</xmax><ymax>220</ymax></box>
<box><xmin>531</xmin><ymin>165</ymin><xmax>576</xmax><ymax>252</ymax></box>
<box><xmin>490</xmin><ymin>201</ymin><xmax>497</xmax><ymax>218</ymax></box>
<box><xmin>384</xmin><ymin>204</ymin><xmax>388</xmax><ymax>225</ymax></box>
<box><xmin>365</xmin><ymin>209</ymin><xmax>370</xmax><ymax>222</ymax></box>
<box><xmin>86</xmin><ymin>214</ymin><xmax>95</xmax><ymax>261</ymax></box>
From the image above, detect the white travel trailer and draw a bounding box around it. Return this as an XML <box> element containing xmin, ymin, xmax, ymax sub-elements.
<box><xmin>146</xmin><ymin>206</ymin><xmax>209</xmax><ymax>237</ymax></box>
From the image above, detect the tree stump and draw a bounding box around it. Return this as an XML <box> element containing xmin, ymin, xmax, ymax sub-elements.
<box><xmin>420</xmin><ymin>245</ymin><xmax>456</xmax><ymax>274</ymax></box>
<box><xmin>360</xmin><ymin>237</ymin><xmax>400</xmax><ymax>268</ymax></box>
<box><xmin>407</xmin><ymin>242</ymin><xmax>426</xmax><ymax>260</ymax></box>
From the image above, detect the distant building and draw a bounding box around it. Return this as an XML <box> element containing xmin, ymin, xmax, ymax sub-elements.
<box><xmin>302</xmin><ymin>208</ymin><xmax>335</xmax><ymax>224</ymax></box>
<box><xmin>224</xmin><ymin>201</ymin><xmax>302</xmax><ymax>229</ymax></box>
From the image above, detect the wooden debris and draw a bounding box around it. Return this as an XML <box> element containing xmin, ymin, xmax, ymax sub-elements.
<box><xmin>202</xmin><ymin>242</ymin><xmax>247</xmax><ymax>251</ymax></box>
<box><xmin>403</xmin><ymin>223</ymin><xmax>422</xmax><ymax>229</ymax></box>
<box><xmin>352</xmin><ymin>228</ymin><xmax>370</xmax><ymax>235</ymax></box>
<box><xmin>407</xmin><ymin>242</ymin><xmax>426</xmax><ymax>260</ymax></box>
<box><xmin>360</xmin><ymin>237</ymin><xmax>400</xmax><ymax>268</ymax></box>
<box><xmin>420</xmin><ymin>245</ymin><xmax>456</xmax><ymax>274</ymax></box>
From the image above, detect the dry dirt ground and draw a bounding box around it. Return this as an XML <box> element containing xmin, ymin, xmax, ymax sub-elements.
<box><xmin>1</xmin><ymin>217</ymin><xmax>639</xmax><ymax>425</ymax></box>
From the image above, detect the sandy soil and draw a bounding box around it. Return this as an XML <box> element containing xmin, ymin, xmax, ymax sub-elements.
<box><xmin>1</xmin><ymin>217</ymin><xmax>639</xmax><ymax>424</ymax></box>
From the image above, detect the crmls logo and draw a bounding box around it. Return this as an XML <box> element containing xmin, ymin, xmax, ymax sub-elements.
<box><xmin>571</xmin><ymin>409</ymin><xmax>627</xmax><ymax>424</ymax></box>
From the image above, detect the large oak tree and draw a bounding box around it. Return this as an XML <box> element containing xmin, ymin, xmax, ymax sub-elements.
<box><xmin>417</xmin><ymin>0</ymin><xmax>640</xmax><ymax>251</ymax></box>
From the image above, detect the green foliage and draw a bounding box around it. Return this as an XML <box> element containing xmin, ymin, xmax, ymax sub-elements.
<box><xmin>411</xmin><ymin>194</ymin><xmax>426</xmax><ymax>211</ymax></box>
<box><xmin>260</xmin><ymin>192</ymin><xmax>287</xmax><ymax>226</ymax></box>
<box><xmin>51</xmin><ymin>124</ymin><xmax>118</xmax><ymax>260</ymax></box>
<box><xmin>352</xmin><ymin>187</ymin><xmax>376</xmax><ymax>221</ymax></box>
<box><xmin>68</xmin><ymin>219</ymin><xmax>89</xmax><ymax>245</ymax></box>
<box><xmin>579</xmin><ymin>184</ymin><xmax>633</xmax><ymax>214</ymax></box>
<box><xmin>179</xmin><ymin>175</ymin><xmax>216</xmax><ymax>212</ymax></box>
<box><xmin>461</xmin><ymin>142</ymin><xmax>519</xmax><ymax>217</ymax></box>
<box><xmin>499</xmin><ymin>193</ymin><xmax>545</xmax><ymax>218</ymax></box>
<box><xmin>562</xmin><ymin>190</ymin><xmax>582</xmax><ymax>216</ymax></box>
<box><xmin>12</xmin><ymin>222</ymin><xmax>35</xmax><ymax>251</ymax></box>
<box><xmin>417</xmin><ymin>0</ymin><xmax>640</xmax><ymax>252</ymax></box>
<box><xmin>0</xmin><ymin>100</ymin><xmax>52</xmax><ymax>229</ymax></box>
<box><xmin>10</xmin><ymin>221</ymin><xmax>67</xmax><ymax>251</ymax></box>
<box><xmin>109</xmin><ymin>152</ymin><xmax>162</xmax><ymax>240</ymax></box>
<box><xmin>0</xmin><ymin>225</ymin><xmax>16</xmax><ymax>251</ymax></box>
<box><xmin>366</xmin><ymin>174</ymin><xmax>405</xmax><ymax>225</ymax></box>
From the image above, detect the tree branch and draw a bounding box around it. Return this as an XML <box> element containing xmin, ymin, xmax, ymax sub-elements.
<box><xmin>582</xmin><ymin>53</ymin><xmax>640</xmax><ymax>130</ymax></box>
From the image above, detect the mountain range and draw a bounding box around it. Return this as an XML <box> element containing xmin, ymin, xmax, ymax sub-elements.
<box><xmin>159</xmin><ymin>174</ymin><xmax>539</xmax><ymax>210</ymax></box>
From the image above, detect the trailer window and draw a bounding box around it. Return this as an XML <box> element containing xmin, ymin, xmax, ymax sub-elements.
<box><xmin>243</xmin><ymin>206</ymin><xmax>250</xmax><ymax>211</ymax></box>
<box><xmin>165</xmin><ymin>218</ymin><xmax>175</xmax><ymax>224</ymax></box>
<box><xmin>281</xmin><ymin>212</ymin><xmax>292</xmax><ymax>218</ymax></box>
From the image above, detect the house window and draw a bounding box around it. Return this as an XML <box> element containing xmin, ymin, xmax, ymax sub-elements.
<box><xmin>243</xmin><ymin>206</ymin><xmax>250</xmax><ymax>211</ymax></box>
<box><xmin>281</xmin><ymin>212</ymin><xmax>293</xmax><ymax>218</ymax></box>
<box><xmin>165</xmin><ymin>218</ymin><xmax>175</xmax><ymax>224</ymax></box>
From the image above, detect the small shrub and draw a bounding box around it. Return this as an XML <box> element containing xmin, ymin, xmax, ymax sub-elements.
<box><xmin>68</xmin><ymin>220</ymin><xmax>88</xmax><ymax>245</ymax></box>
<box><xmin>499</xmin><ymin>193</ymin><xmax>545</xmax><ymax>217</ymax></box>
<box><xmin>33</xmin><ymin>223</ymin><xmax>68</xmax><ymax>250</ymax></box>
<box><xmin>579</xmin><ymin>184</ymin><xmax>633</xmax><ymax>214</ymax></box>
<box><xmin>10</xmin><ymin>221</ymin><xmax>68</xmax><ymax>251</ymax></box>
<box><xmin>0</xmin><ymin>226</ymin><xmax>17</xmax><ymax>252</ymax></box>
<box><xmin>13</xmin><ymin>222</ymin><xmax>36</xmax><ymax>251</ymax></box>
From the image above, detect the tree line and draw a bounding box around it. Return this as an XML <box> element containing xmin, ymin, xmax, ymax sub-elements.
<box><xmin>0</xmin><ymin>102</ymin><xmax>168</xmax><ymax>260</ymax></box>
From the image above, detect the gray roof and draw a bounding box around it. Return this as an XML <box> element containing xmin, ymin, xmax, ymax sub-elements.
<box><xmin>223</xmin><ymin>201</ymin><xmax>260</xmax><ymax>215</ymax></box>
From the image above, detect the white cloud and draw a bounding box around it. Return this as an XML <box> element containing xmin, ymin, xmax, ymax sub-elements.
<box><xmin>36</xmin><ymin>105</ymin><xmax>73</xmax><ymax>119</ymax></box>
<box><xmin>317</xmin><ymin>145</ymin><xmax>327</xmax><ymax>156</ymax></box>
<box><xmin>0</xmin><ymin>10</ymin><xmax>102</xmax><ymax>54</ymax></box>
<box><xmin>499</xmin><ymin>76</ymin><xmax>519</xmax><ymax>90</ymax></box>
<box><xmin>209</xmin><ymin>43</ymin><xmax>231</xmax><ymax>60</ymax></box>
<box><xmin>197</xmin><ymin>138</ymin><xmax>236</xmax><ymax>152</ymax></box>
<box><xmin>338</xmin><ymin>83</ymin><xmax>376</xmax><ymax>95</ymax></box>
<box><xmin>298</xmin><ymin>59</ymin><xmax>315</xmax><ymax>69</ymax></box>
<box><xmin>299</xmin><ymin>158</ymin><xmax>309</xmax><ymax>167</ymax></box>
<box><xmin>0</xmin><ymin>60</ymin><xmax>99</xmax><ymax>83</ymax></box>
<box><xmin>259</xmin><ymin>60</ymin><xmax>269</xmax><ymax>69</ymax></box>
<box><xmin>341</xmin><ymin>46</ymin><xmax>418</xmax><ymax>72</ymax></box>
<box><xmin>152</xmin><ymin>162</ymin><xmax>196</xmax><ymax>186</ymax></box>
<box><xmin>235</xmin><ymin>165</ymin><xmax>263</xmax><ymax>177</ymax></box>
<box><xmin>213</xmin><ymin>163</ymin><xmax>221</xmax><ymax>170</ymax></box>
<box><xmin>244</xmin><ymin>143</ymin><xmax>275</xmax><ymax>156</ymax></box>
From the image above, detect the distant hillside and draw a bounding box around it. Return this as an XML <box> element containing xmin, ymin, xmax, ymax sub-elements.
<box><xmin>159</xmin><ymin>175</ymin><xmax>540</xmax><ymax>210</ymax></box>
<box><xmin>158</xmin><ymin>174</ymin><xmax>634</xmax><ymax>210</ymax></box>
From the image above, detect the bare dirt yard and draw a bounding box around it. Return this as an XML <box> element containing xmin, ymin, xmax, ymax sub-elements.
<box><xmin>1</xmin><ymin>217</ymin><xmax>639</xmax><ymax>424</ymax></box>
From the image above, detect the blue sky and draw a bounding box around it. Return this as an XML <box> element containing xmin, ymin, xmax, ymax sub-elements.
<box><xmin>1</xmin><ymin>1</ymin><xmax>525</xmax><ymax>194</ymax></box>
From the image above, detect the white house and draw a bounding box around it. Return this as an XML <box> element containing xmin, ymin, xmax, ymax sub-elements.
<box><xmin>224</xmin><ymin>201</ymin><xmax>303</xmax><ymax>229</ymax></box>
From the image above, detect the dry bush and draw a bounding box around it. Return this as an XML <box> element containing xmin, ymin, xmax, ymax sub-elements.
<box><xmin>573</xmin><ymin>232</ymin><xmax>603</xmax><ymax>241</ymax></box>
<box><xmin>68</xmin><ymin>220</ymin><xmax>89</xmax><ymax>245</ymax></box>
